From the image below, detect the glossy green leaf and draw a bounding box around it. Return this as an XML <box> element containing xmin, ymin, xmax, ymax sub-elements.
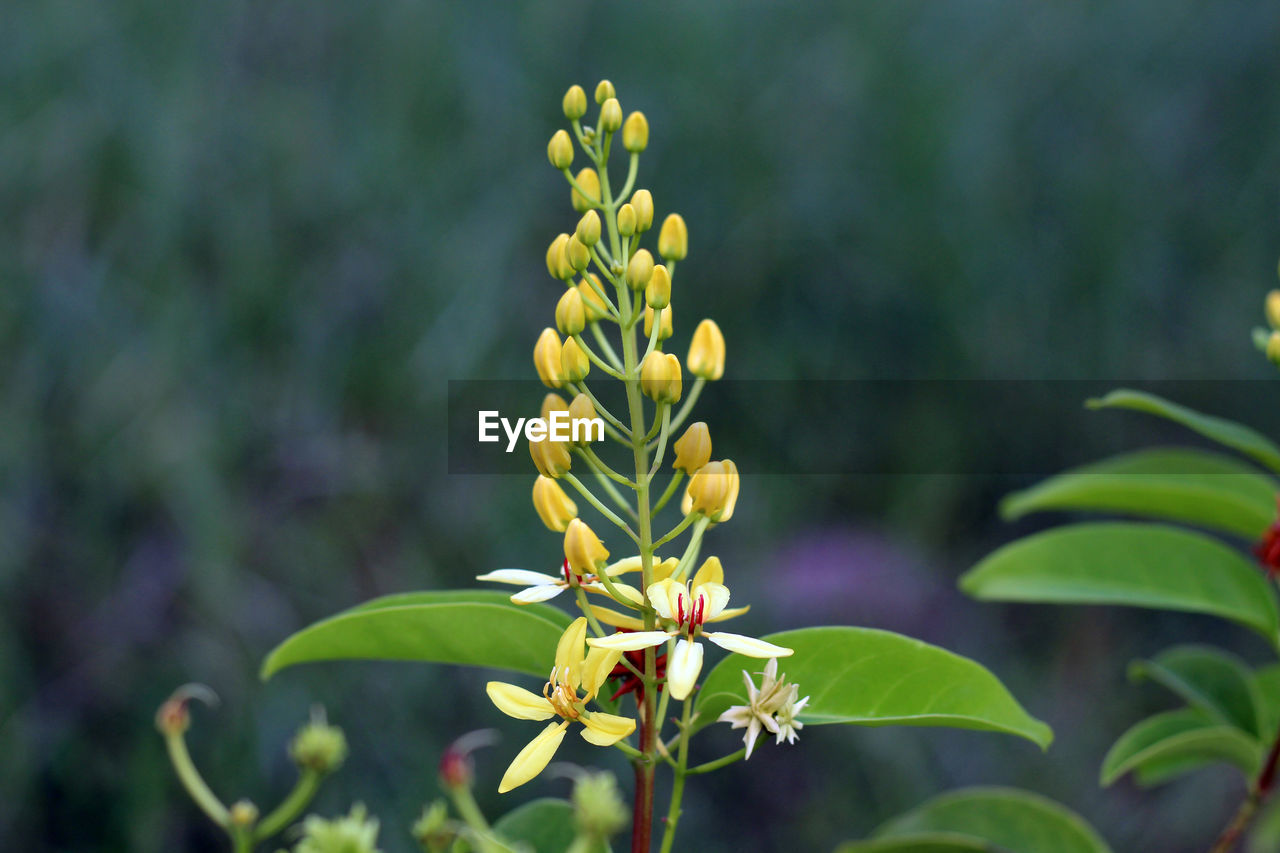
<box><xmin>960</xmin><ymin>523</ymin><xmax>1280</xmax><ymax>648</ymax></box>
<box><xmin>261</xmin><ymin>590</ymin><xmax>573</xmax><ymax>680</ymax></box>
<box><xmin>1128</xmin><ymin>645</ymin><xmax>1263</xmax><ymax>736</ymax></box>
<box><xmin>847</xmin><ymin>787</ymin><xmax>1113</xmax><ymax>853</ymax></box>
<box><xmin>1087</xmin><ymin>389</ymin><xmax>1280</xmax><ymax>474</ymax></box>
<box><xmin>835</xmin><ymin>835</ymin><xmax>990</xmax><ymax>853</ymax></box>
<box><xmin>999</xmin><ymin>448</ymin><xmax>1276</xmax><ymax>538</ymax></box>
<box><xmin>1253</xmin><ymin>664</ymin><xmax>1280</xmax><ymax>736</ymax></box>
<box><xmin>492</xmin><ymin>798</ymin><xmax>608</xmax><ymax>853</ymax></box>
<box><xmin>693</xmin><ymin>627</ymin><xmax>1052</xmax><ymax>748</ymax></box>
<box><xmin>1100</xmin><ymin>709</ymin><xmax>1261</xmax><ymax>787</ymax></box>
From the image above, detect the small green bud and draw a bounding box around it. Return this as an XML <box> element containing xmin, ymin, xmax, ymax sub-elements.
<box><xmin>626</xmin><ymin>249</ymin><xmax>654</xmax><ymax>290</ymax></box>
<box><xmin>622</xmin><ymin>111</ymin><xmax>648</xmax><ymax>153</ymax></box>
<box><xmin>599</xmin><ymin>98</ymin><xmax>623</xmax><ymax>133</ymax></box>
<box><xmin>617</xmin><ymin>204</ymin><xmax>637</xmax><ymax>237</ymax></box>
<box><xmin>572</xmin><ymin>771</ymin><xmax>628</xmax><ymax>840</ymax></box>
<box><xmin>561</xmin><ymin>337</ymin><xmax>590</xmax><ymax>382</ymax></box>
<box><xmin>576</xmin><ymin>210</ymin><xmax>601</xmax><ymax>246</ymax></box>
<box><xmin>412</xmin><ymin>801</ymin><xmax>455</xmax><ymax>853</ymax></box>
<box><xmin>566</xmin><ymin>233</ymin><xmax>590</xmax><ymax>272</ymax></box>
<box><xmin>229</xmin><ymin>800</ymin><xmax>258</xmax><ymax>829</ymax></box>
<box><xmin>594</xmin><ymin>80</ymin><xmax>616</xmax><ymax>105</ymax></box>
<box><xmin>658</xmin><ymin>213</ymin><xmax>688</xmax><ymax>261</ymax></box>
<box><xmin>630</xmin><ymin>189</ymin><xmax>654</xmax><ymax>232</ymax></box>
<box><xmin>571</xmin><ymin>168</ymin><xmax>600</xmax><ymax>212</ymax></box>
<box><xmin>296</xmin><ymin>804</ymin><xmax>382</xmax><ymax>853</ymax></box>
<box><xmin>556</xmin><ymin>287</ymin><xmax>586</xmax><ymax>337</ymax></box>
<box><xmin>563</xmin><ymin>85</ymin><xmax>588</xmax><ymax>120</ymax></box>
<box><xmin>646</xmin><ymin>264</ymin><xmax>671</xmax><ymax>309</ymax></box>
<box><xmin>547</xmin><ymin>130</ymin><xmax>573</xmax><ymax>170</ymax></box>
<box><xmin>1269</xmin><ymin>331</ymin><xmax>1280</xmax><ymax>366</ymax></box>
<box><xmin>290</xmin><ymin>709</ymin><xmax>349</xmax><ymax>774</ymax></box>
<box><xmin>546</xmin><ymin>233</ymin><xmax>574</xmax><ymax>281</ymax></box>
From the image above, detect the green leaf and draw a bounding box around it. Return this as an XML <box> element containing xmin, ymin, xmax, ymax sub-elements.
<box><xmin>960</xmin><ymin>523</ymin><xmax>1280</xmax><ymax>648</ymax></box>
<box><xmin>1253</xmin><ymin>664</ymin><xmax>1280</xmax><ymax>736</ymax></box>
<box><xmin>492</xmin><ymin>798</ymin><xmax>607</xmax><ymax>853</ymax></box>
<box><xmin>1087</xmin><ymin>389</ymin><xmax>1280</xmax><ymax>474</ymax></box>
<box><xmin>1100</xmin><ymin>709</ymin><xmax>1262</xmax><ymax>787</ymax></box>
<box><xmin>260</xmin><ymin>590</ymin><xmax>573</xmax><ymax>680</ymax></box>
<box><xmin>834</xmin><ymin>834</ymin><xmax>991</xmax><ymax>853</ymax></box>
<box><xmin>999</xmin><ymin>448</ymin><xmax>1276</xmax><ymax>539</ymax></box>
<box><xmin>1128</xmin><ymin>645</ymin><xmax>1263</xmax><ymax>736</ymax></box>
<box><xmin>848</xmin><ymin>787</ymin><xmax>1113</xmax><ymax>853</ymax></box>
<box><xmin>694</xmin><ymin>627</ymin><xmax>1052</xmax><ymax>749</ymax></box>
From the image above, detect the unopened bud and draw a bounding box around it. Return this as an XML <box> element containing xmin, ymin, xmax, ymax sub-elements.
<box><xmin>626</xmin><ymin>249</ymin><xmax>655</xmax><ymax>290</ymax></box>
<box><xmin>533</xmin><ymin>475</ymin><xmax>578</xmax><ymax>531</ymax></box>
<box><xmin>566</xmin><ymin>234</ymin><xmax>590</xmax><ymax>272</ymax></box>
<box><xmin>599</xmin><ymin>98</ymin><xmax>623</xmax><ymax>133</ymax></box>
<box><xmin>556</xmin><ymin>288</ymin><xmax>586</xmax><ymax>337</ymax></box>
<box><xmin>686</xmin><ymin>459</ymin><xmax>740</xmax><ymax>522</ymax></box>
<box><xmin>565</xmin><ymin>518</ymin><xmax>609</xmax><ymax>575</ymax></box>
<box><xmin>568</xmin><ymin>393</ymin><xmax>597</xmax><ymax>437</ymax></box>
<box><xmin>576</xmin><ymin>210</ymin><xmax>601</xmax><ymax>246</ymax></box>
<box><xmin>630</xmin><ymin>190</ymin><xmax>654</xmax><ymax>232</ymax></box>
<box><xmin>645</xmin><ymin>264</ymin><xmax>671</xmax><ymax>309</ymax></box>
<box><xmin>546</xmin><ymin>233</ymin><xmax>574</xmax><ymax>281</ymax></box>
<box><xmin>541</xmin><ymin>392</ymin><xmax>570</xmax><ymax>423</ymax></box>
<box><xmin>640</xmin><ymin>352</ymin><xmax>682</xmax><ymax>404</ymax></box>
<box><xmin>572</xmin><ymin>168</ymin><xmax>601</xmax><ymax>212</ymax></box>
<box><xmin>1268</xmin><ymin>290</ymin><xmax>1280</xmax><ymax>329</ymax></box>
<box><xmin>577</xmin><ymin>275</ymin><xmax>610</xmax><ymax>322</ymax></box>
<box><xmin>687</xmin><ymin>319</ymin><xmax>725</xmax><ymax>380</ymax></box>
<box><xmin>563</xmin><ymin>85</ymin><xmax>588</xmax><ymax>120</ymax></box>
<box><xmin>572</xmin><ymin>771</ymin><xmax>628</xmax><ymax>839</ymax></box>
<box><xmin>672</xmin><ymin>422</ymin><xmax>711</xmax><ymax>474</ymax></box>
<box><xmin>1269</xmin><ymin>331</ymin><xmax>1280</xmax><ymax>366</ymax></box>
<box><xmin>229</xmin><ymin>800</ymin><xmax>258</xmax><ymax>829</ymax></box>
<box><xmin>644</xmin><ymin>304</ymin><xmax>673</xmax><ymax>341</ymax></box>
<box><xmin>534</xmin><ymin>328</ymin><xmax>566</xmax><ymax>389</ymax></box>
<box><xmin>155</xmin><ymin>684</ymin><xmax>218</xmax><ymax>736</ymax></box>
<box><xmin>658</xmin><ymin>213</ymin><xmax>688</xmax><ymax>261</ymax></box>
<box><xmin>561</xmin><ymin>337</ymin><xmax>590</xmax><ymax>382</ymax></box>
<box><xmin>530</xmin><ymin>436</ymin><xmax>572</xmax><ymax>478</ymax></box>
<box><xmin>547</xmin><ymin>130</ymin><xmax>573</xmax><ymax>170</ymax></box>
<box><xmin>413</xmin><ymin>800</ymin><xmax>454</xmax><ymax>853</ymax></box>
<box><xmin>617</xmin><ymin>204</ymin><xmax>637</xmax><ymax>237</ymax></box>
<box><xmin>594</xmin><ymin>80</ymin><xmax>616</xmax><ymax>105</ymax></box>
<box><xmin>622</xmin><ymin>112</ymin><xmax>648</xmax><ymax>153</ymax></box>
<box><xmin>290</xmin><ymin>709</ymin><xmax>348</xmax><ymax>774</ymax></box>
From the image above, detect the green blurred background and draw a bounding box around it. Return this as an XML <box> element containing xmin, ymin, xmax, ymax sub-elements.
<box><xmin>4</xmin><ymin>1</ymin><xmax>1280</xmax><ymax>850</ymax></box>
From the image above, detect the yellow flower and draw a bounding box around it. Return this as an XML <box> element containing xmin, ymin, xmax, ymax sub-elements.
<box><xmin>683</xmin><ymin>459</ymin><xmax>739</xmax><ymax>521</ymax></box>
<box><xmin>530</xmin><ymin>475</ymin><xmax>577</xmax><ymax>532</ymax></box>
<box><xmin>533</xmin><ymin>328</ymin><xmax>566</xmax><ymax>389</ymax></box>
<box><xmin>657</xmin><ymin>213</ymin><xmax>687</xmax><ymax>261</ymax></box>
<box><xmin>687</xmin><ymin>319</ymin><xmax>725</xmax><ymax>380</ymax></box>
<box><xmin>564</xmin><ymin>518</ymin><xmax>609</xmax><ymax>575</ymax></box>
<box><xmin>672</xmin><ymin>423</ymin><xmax>711</xmax><ymax>474</ymax></box>
<box><xmin>487</xmin><ymin>618</ymin><xmax>634</xmax><ymax>792</ymax></box>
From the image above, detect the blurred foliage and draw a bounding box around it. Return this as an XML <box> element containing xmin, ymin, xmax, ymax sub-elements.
<box><xmin>2</xmin><ymin>0</ymin><xmax>1279</xmax><ymax>850</ymax></box>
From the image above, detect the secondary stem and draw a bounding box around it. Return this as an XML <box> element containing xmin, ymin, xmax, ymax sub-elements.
<box><xmin>658</xmin><ymin>700</ymin><xmax>693</xmax><ymax>853</ymax></box>
<box><xmin>1209</xmin><ymin>722</ymin><xmax>1280</xmax><ymax>852</ymax></box>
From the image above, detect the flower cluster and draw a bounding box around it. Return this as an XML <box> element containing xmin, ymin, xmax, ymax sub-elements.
<box><xmin>718</xmin><ymin>659</ymin><xmax>810</xmax><ymax>759</ymax></box>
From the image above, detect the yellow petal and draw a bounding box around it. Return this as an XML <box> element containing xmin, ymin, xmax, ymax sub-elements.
<box><xmin>486</xmin><ymin>682</ymin><xmax>556</xmax><ymax>721</ymax></box>
<box><xmin>580</xmin><ymin>712</ymin><xmax>637</xmax><ymax>746</ymax></box>
<box><xmin>694</xmin><ymin>581</ymin><xmax>731</xmax><ymax>621</ymax></box>
<box><xmin>708</xmin><ymin>604</ymin><xmax>750</xmax><ymax>623</ymax></box>
<box><xmin>584</xmin><ymin>580</ymin><xmax>644</xmax><ymax>605</ymax></box>
<box><xmin>703</xmin><ymin>632</ymin><xmax>793</xmax><ymax>658</ymax></box>
<box><xmin>667</xmin><ymin>638</ymin><xmax>704</xmax><ymax>701</ymax></box>
<box><xmin>603</xmin><ymin>555</ymin><xmax>644</xmax><ymax>576</ymax></box>
<box><xmin>589</xmin><ymin>604</ymin><xmax>647</xmax><ymax>631</ymax></box>
<box><xmin>652</xmin><ymin>557</ymin><xmax>680</xmax><ymax>583</ymax></box>
<box><xmin>691</xmin><ymin>556</ymin><xmax>724</xmax><ymax>588</ymax></box>
<box><xmin>498</xmin><ymin>721</ymin><xmax>569</xmax><ymax>793</ymax></box>
<box><xmin>555</xmin><ymin>617</ymin><xmax>588</xmax><ymax>688</ymax></box>
<box><xmin>646</xmin><ymin>578</ymin><xmax>684</xmax><ymax>623</ymax></box>
<box><xmin>581</xmin><ymin>646</ymin><xmax>623</xmax><ymax>698</ymax></box>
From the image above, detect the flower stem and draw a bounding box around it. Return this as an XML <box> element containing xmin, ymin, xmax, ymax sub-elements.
<box><xmin>1209</xmin><ymin>721</ymin><xmax>1280</xmax><ymax>852</ymax></box>
<box><xmin>657</xmin><ymin>700</ymin><xmax>693</xmax><ymax>853</ymax></box>
<box><xmin>564</xmin><ymin>471</ymin><xmax>639</xmax><ymax>543</ymax></box>
<box><xmin>254</xmin><ymin>769</ymin><xmax>321</xmax><ymax>841</ymax></box>
<box><xmin>164</xmin><ymin>730</ymin><xmax>229</xmax><ymax>829</ymax></box>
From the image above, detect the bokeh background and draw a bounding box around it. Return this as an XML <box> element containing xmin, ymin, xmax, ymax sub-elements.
<box><xmin>5</xmin><ymin>1</ymin><xmax>1280</xmax><ymax>850</ymax></box>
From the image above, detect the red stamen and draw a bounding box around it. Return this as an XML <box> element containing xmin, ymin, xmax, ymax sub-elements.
<box><xmin>563</xmin><ymin>557</ymin><xmax>572</xmax><ymax>584</ymax></box>
<box><xmin>676</xmin><ymin>593</ymin><xmax>685</xmax><ymax>627</ymax></box>
<box><xmin>693</xmin><ymin>595</ymin><xmax>705</xmax><ymax>628</ymax></box>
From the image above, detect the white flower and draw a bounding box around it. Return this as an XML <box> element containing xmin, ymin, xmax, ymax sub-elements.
<box><xmin>477</xmin><ymin>556</ymin><xmax>646</xmax><ymax>605</ymax></box>
<box><xmin>717</xmin><ymin>659</ymin><xmax>807</xmax><ymax>758</ymax></box>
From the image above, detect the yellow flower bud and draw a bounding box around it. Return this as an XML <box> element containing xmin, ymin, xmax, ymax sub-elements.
<box><xmin>594</xmin><ymin>80</ymin><xmax>616</xmax><ymax>105</ymax></box>
<box><xmin>658</xmin><ymin>213</ymin><xmax>688</xmax><ymax>261</ymax></box>
<box><xmin>533</xmin><ymin>475</ymin><xmax>578</xmax><ymax>531</ymax></box>
<box><xmin>640</xmin><ymin>352</ymin><xmax>682</xmax><ymax>404</ymax></box>
<box><xmin>533</xmin><ymin>328</ymin><xmax>566</xmax><ymax>388</ymax></box>
<box><xmin>541</xmin><ymin>392</ymin><xmax>569</xmax><ymax>423</ymax></box>
<box><xmin>547</xmin><ymin>130</ymin><xmax>573</xmax><ymax>170</ymax></box>
<box><xmin>565</xmin><ymin>518</ymin><xmax>609</xmax><ymax>575</ymax></box>
<box><xmin>1267</xmin><ymin>290</ymin><xmax>1280</xmax><ymax>329</ymax></box>
<box><xmin>556</xmin><ymin>287</ymin><xmax>586</xmax><ymax>337</ymax></box>
<box><xmin>646</xmin><ymin>264</ymin><xmax>671</xmax><ymax>309</ymax></box>
<box><xmin>630</xmin><ymin>190</ymin><xmax>654</xmax><ymax>232</ymax></box>
<box><xmin>617</xmin><ymin>204</ymin><xmax>637</xmax><ymax>237</ymax></box>
<box><xmin>576</xmin><ymin>210</ymin><xmax>601</xmax><ymax>246</ymax></box>
<box><xmin>599</xmin><ymin>98</ymin><xmax>623</xmax><ymax>133</ymax></box>
<box><xmin>644</xmin><ymin>304</ymin><xmax>673</xmax><ymax>341</ymax></box>
<box><xmin>566</xmin><ymin>233</ymin><xmax>590</xmax><ymax>272</ymax></box>
<box><xmin>686</xmin><ymin>459</ymin><xmax>740</xmax><ymax>522</ymax></box>
<box><xmin>546</xmin><ymin>233</ymin><xmax>574</xmax><ymax>281</ymax></box>
<box><xmin>577</xmin><ymin>275</ymin><xmax>610</xmax><ymax>322</ymax></box>
<box><xmin>561</xmin><ymin>336</ymin><xmax>590</xmax><ymax>382</ymax></box>
<box><xmin>622</xmin><ymin>111</ymin><xmax>648</xmax><ymax>153</ymax></box>
<box><xmin>626</xmin><ymin>248</ymin><xmax>655</xmax><ymax>290</ymax></box>
<box><xmin>672</xmin><ymin>422</ymin><xmax>711</xmax><ymax>474</ymax></box>
<box><xmin>1269</xmin><ymin>331</ymin><xmax>1280</xmax><ymax>366</ymax></box>
<box><xmin>564</xmin><ymin>85</ymin><xmax>588</xmax><ymax>120</ymax></box>
<box><xmin>572</xmin><ymin>168</ymin><xmax>600</xmax><ymax>212</ymax></box>
<box><xmin>687</xmin><ymin>319</ymin><xmax>725</xmax><ymax>380</ymax></box>
<box><xmin>530</xmin><ymin>436</ymin><xmax>573</xmax><ymax>479</ymax></box>
<box><xmin>568</xmin><ymin>392</ymin><xmax>597</xmax><ymax>431</ymax></box>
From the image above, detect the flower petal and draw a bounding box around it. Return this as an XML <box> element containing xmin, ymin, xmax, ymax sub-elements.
<box><xmin>652</xmin><ymin>557</ymin><xmax>680</xmax><ymax>582</ymax></box>
<box><xmin>691</xmin><ymin>556</ymin><xmax>724</xmax><ymax>588</ymax></box>
<box><xmin>581</xmin><ymin>646</ymin><xmax>623</xmax><ymax>698</ymax></box>
<box><xmin>707</xmin><ymin>604</ymin><xmax>750</xmax><ymax>623</ymax></box>
<box><xmin>486</xmin><ymin>682</ymin><xmax>556</xmax><ymax>721</ymax></box>
<box><xmin>589</xmin><ymin>604</ymin><xmax>646</xmax><ymax>632</ymax></box>
<box><xmin>580</xmin><ymin>712</ymin><xmax>637</xmax><ymax>746</ymax></box>
<box><xmin>586</xmin><ymin>631</ymin><xmax>671</xmax><ymax>651</ymax></box>
<box><xmin>646</xmin><ymin>578</ymin><xmax>683</xmax><ymax>622</ymax></box>
<box><xmin>603</xmin><ymin>555</ymin><xmax>644</xmax><ymax>576</ymax></box>
<box><xmin>703</xmin><ymin>632</ymin><xmax>793</xmax><ymax>659</ymax></box>
<box><xmin>694</xmin><ymin>581</ymin><xmax>731</xmax><ymax>621</ymax></box>
<box><xmin>476</xmin><ymin>569</ymin><xmax>560</xmax><ymax>587</ymax></box>
<box><xmin>667</xmin><ymin>638</ymin><xmax>704</xmax><ymax>701</ymax></box>
<box><xmin>583</xmin><ymin>581</ymin><xmax>644</xmax><ymax>605</ymax></box>
<box><xmin>555</xmin><ymin>617</ymin><xmax>589</xmax><ymax>688</ymax></box>
<box><xmin>498</xmin><ymin>721</ymin><xmax>569</xmax><ymax>793</ymax></box>
<box><xmin>510</xmin><ymin>584</ymin><xmax>566</xmax><ymax>604</ymax></box>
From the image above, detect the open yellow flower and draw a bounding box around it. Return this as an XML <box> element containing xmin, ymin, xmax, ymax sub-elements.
<box><xmin>585</xmin><ymin>560</ymin><xmax>791</xmax><ymax>701</ymax></box>
<box><xmin>487</xmin><ymin>617</ymin><xmax>635</xmax><ymax>793</ymax></box>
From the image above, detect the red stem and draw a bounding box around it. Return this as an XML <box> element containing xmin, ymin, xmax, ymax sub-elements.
<box><xmin>631</xmin><ymin>674</ymin><xmax>655</xmax><ymax>853</ymax></box>
<box><xmin>1209</xmin><ymin>722</ymin><xmax>1280</xmax><ymax>853</ymax></box>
